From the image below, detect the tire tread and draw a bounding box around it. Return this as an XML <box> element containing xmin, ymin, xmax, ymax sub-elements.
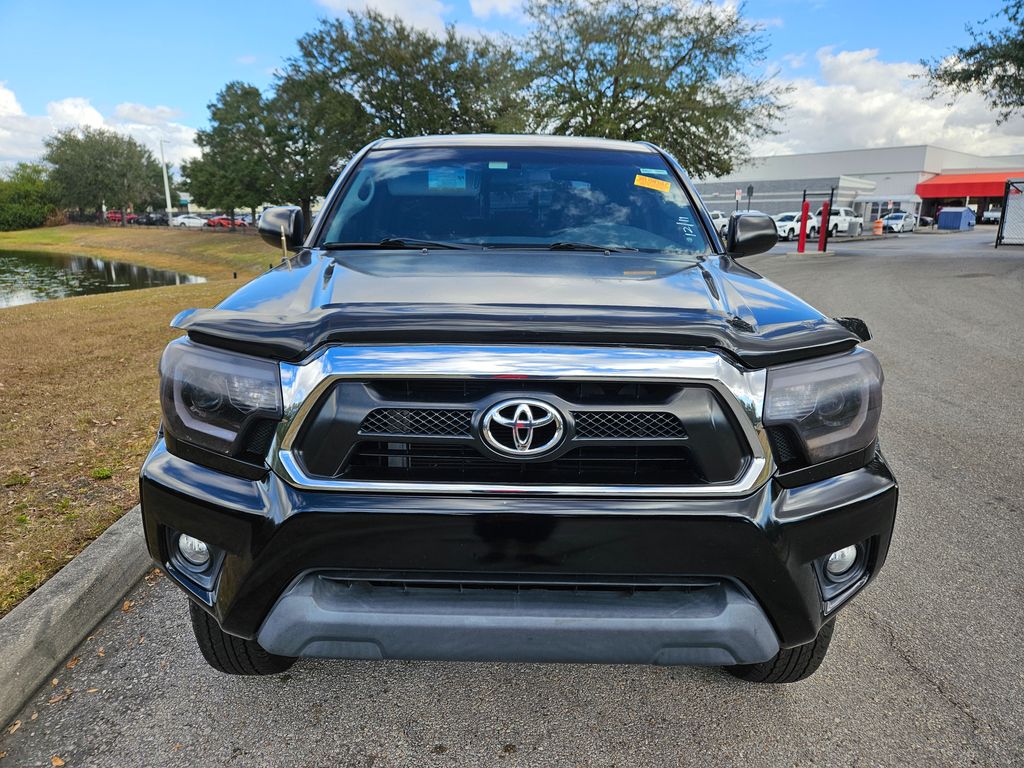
<box><xmin>188</xmin><ymin>602</ymin><xmax>294</xmax><ymax>676</ymax></box>
<box><xmin>726</xmin><ymin>620</ymin><xmax>835</xmax><ymax>684</ymax></box>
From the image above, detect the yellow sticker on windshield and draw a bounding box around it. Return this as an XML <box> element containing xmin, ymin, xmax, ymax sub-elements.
<box><xmin>634</xmin><ymin>174</ymin><xmax>671</xmax><ymax>193</ymax></box>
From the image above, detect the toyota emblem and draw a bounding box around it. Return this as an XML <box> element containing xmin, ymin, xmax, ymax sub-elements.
<box><xmin>480</xmin><ymin>399</ymin><xmax>565</xmax><ymax>458</ymax></box>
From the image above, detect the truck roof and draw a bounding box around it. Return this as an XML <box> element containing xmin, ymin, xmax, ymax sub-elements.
<box><xmin>373</xmin><ymin>134</ymin><xmax>657</xmax><ymax>153</ymax></box>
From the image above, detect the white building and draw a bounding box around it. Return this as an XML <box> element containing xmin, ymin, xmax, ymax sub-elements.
<box><xmin>696</xmin><ymin>145</ymin><xmax>1024</xmax><ymax>222</ymax></box>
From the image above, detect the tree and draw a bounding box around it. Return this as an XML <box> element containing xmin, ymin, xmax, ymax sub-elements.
<box><xmin>0</xmin><ymin>163</ymin><xmax>58</xmax><ymax>231</ymax></box>
<box><xmin>266</xmin><ymin>70</ymin><xmax>372</xmax><ymax>228</ymax></box>
<box><xmin>289</xmin><ymin>11</ymin><xmax>529</xmax><ymax>139</ymax></box>
<box><xmin>923</xmin><ymin>1</ymin><xmax>1024</xmax><ymax>123</ymax></box>
<box><xmin>43</xmin><ymin>127</ymin><xmax>163</xmax><ymax>222</ymax></box>
<box><xmin>183</xmin><ymin>82</ymin><xmax>275</xmax><ymax>225</ymax></box>
<box><xmin>522</xmin><ymin>0</ymin><xmax>786</xmax><ymax>178</ymax></box>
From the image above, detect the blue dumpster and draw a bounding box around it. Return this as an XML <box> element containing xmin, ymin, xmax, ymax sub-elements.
<box><xmin>937</xmin><ymin>207</ymin><xmax>975</xmax><ymax>230</ymax></box>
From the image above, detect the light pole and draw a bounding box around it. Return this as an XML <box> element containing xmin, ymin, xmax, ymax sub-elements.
<box><xmin>159</xmin><ymin>139</ymin><xmax>174</xmax><ymax>226</ymax></box>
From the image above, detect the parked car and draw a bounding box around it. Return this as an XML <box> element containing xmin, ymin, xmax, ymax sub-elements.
<box><xmin>708</xmin><ymin>210</ymin><xmax>730</xmax><ymax>236</ymax></box>
<box><xmin>815</xmin><ymin>206</ymin><xmax>863</xmax><ymax>237</ymax></box>
<box><xmin>771</xmin><ymin>211</ymin><xmax>818</xmax><ymax>240</ymax></box>
<box><xmin>171</xmin><ymin>214</ymin><xmax>208</xmax><ymax>228</ymax></box>
<box><xmin>136</xmin><ymin>212</ymin><xmax>169</xmax><ymax>226</ymax></box>
<box><xmin>881</xmin><ymin>212</ymin><xmax>915</xmax><ymax>233</ymax></box>
<box><xmin>917</xmin><ymin>215</ymin><xmax>934</xmax><ymax>228</ymax></box>
<box><xmin>207</xmin><ymin>215</ymin><xmax>249</xmax><ymax>228</ymax></box>
<box><xmin>105</xmin><ymin>210</ymin><xmax>137</xmax><ymax>224</ymax></box>
<box><xmin>143</xmin><ymin>135</ymin><xmax>896</xmax><ymax>685</ymax></box>
<box><xmin>981</xmin><ymin>209</ymin><xmax>1001</xmax><ymax>224</ymax></box>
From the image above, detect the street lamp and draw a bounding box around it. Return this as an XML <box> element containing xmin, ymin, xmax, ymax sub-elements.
<box><xmin>159</xmin><ymin>139</ymin><xmax>174</xmax><ymax>227</ymax></box>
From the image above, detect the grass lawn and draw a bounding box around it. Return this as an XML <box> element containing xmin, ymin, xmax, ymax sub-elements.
<box><xmin>0</xmin><ymin>225</ymin><xmax>273</xmax><ymax>616</ymax></box>
<box><xmin>0</xmin><ymin>223</ymin><xmax>277</xmax><ymax>280</ymax></box>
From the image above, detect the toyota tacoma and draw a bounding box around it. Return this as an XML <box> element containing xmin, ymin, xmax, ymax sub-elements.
<box><xmin>141</xmin><ymin>135</ymin><xmax>897</xmax><ymax>683</ymax></box>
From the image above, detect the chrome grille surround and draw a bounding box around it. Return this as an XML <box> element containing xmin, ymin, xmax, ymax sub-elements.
<box><xmin>272</xmin><ymin>344</ymin><xmax>772</xmax><ymax>497</ymax></box>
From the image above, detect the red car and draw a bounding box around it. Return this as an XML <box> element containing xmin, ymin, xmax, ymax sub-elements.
<box><xmin>105</xmin><ymin>210</ymin><xmax>138</xmax><ymax>224</ymax></box>
<box><xmin>206</xmin><ymin>215</ymin><xmax>248</xmax><ymax>228</ymax></box>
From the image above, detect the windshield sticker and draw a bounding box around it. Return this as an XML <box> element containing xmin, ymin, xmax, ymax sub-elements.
<box><xmin>638</xmin><ymin>168</ymin><xmax>669</xmax><ymax>176</ymax></box>
<box><xmin>488</xmin><ymin>161</ymin><xmax>509</xmax><ymax>170</ymax></box>
<box><xmin>634</xmin><ymin>174</ymin><xmax>671</xmax><ymax>194</ymax></box>
<box><xmin>428</xmin><ymin>168</ymin><xmax>467</xmax><ymax>190</ymax></box>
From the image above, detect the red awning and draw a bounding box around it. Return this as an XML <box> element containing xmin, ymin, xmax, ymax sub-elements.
<box><xmin>916</xmin><ymin>172</ymin><xmax>1024</xmax><ymax>199</ymax></box>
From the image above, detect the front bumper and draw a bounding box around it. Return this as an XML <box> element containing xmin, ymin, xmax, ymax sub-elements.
<box><xmin>140</xmin><ymin>439</ymin><xmax>898</xmax><ymax>664</ymax></box>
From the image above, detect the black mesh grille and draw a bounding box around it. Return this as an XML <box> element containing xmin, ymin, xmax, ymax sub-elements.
<box><xmin>573</xmin><ymin>411</ymin><xmax>686</xmax><ymax>439</ymax></box>
<box><xmin>240</xmin><ymin>419</ymin><xmax>277</xmax><ymax>461</ymax></box>
<box><xmin>360</xmin><ymin>408</ymin><xmax>473</xmax><ymax>437</ymax></box>
<box><xmin>344</xmin><ymin>441</ymin><xmax>702</xmax><ymax>485</ymax></box>
<box><xmin>767</xmin><ymin>426</ymin><xmax>804</xmax><ymax>471</ymax></box>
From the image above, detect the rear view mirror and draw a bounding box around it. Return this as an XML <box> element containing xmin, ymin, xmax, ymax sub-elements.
<box><xmin>726</xmin><ymin>212</ymin><xmax>778</xmax><ymax>258</ymax></box>
<box><xmin>258</xmin><ymin>206</ymin><xmax>305</xmax><ymax>252</ymax></box>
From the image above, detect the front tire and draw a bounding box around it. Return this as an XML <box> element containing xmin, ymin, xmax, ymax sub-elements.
<box><xmin>189</xmin><ymin>602</ymin><xmax>295</xmax><ymax>675</ymax></box>
<box><xmin>725</xmin><ymin>620</ymin><xmax>835</xmax><ymax>684</ymax></box>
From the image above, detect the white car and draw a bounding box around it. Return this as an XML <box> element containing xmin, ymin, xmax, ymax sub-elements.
<box><xmin>708</xmin><ymin>210</ymin><xmax>730</xmax><ymax>236</ymax></box>
<box><xmin>981</xmin><ymin>209</ymin><xmax>1001</xmax><ymax>224</ymax></box>
<box><xmin>771</xmin><ymin>211</ymin><xmax>818</xmax><ymax>241</ymax></box>
<box><xmin>172</xmin><ymin>214</ymin><xmax>207</xmax><ymax>229</ymax></box>
<box><xmin>815</xmin><ymin>206</ymin><xmax>863</xmax><ymax>237</ymax></box>
<box><xmin>881</xmin><ymin>212</ymin><xmax>916</xmax><ymax>233</ymax></box>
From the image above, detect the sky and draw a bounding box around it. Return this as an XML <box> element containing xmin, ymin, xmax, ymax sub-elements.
<box><xmin>1</xmin><ymin>0</ymin><xmax>1021</xmax><ymax>173</ymax></box>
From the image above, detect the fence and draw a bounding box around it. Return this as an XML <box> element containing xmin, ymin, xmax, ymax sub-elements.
<box><xmin>995</xmin><ymin>179</ymin><xmax>1024</xmax><ymax>247</ymax></box>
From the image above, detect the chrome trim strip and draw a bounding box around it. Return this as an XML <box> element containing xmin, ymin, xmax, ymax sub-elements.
<box><xmin>271</xmin><ymin>345</ymin><xmax>772</xmax><ymax>497</ymax></box>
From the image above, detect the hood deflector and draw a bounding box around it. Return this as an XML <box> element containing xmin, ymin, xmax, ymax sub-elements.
<box><xmin>173</xmin><ymin>302</ymin><xmax>860</xmax><ymax>369</ymax></box>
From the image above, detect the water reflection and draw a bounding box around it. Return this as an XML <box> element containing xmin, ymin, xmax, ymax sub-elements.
<box><xmin>0</xmin><ymin>249</ymin><xmax>206</xmax><ymax>308</ymax></box>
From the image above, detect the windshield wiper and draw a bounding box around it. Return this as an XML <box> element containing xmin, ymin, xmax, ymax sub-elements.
<box><xmin>546</xmin><ymin>241</ymin><xmax>637</xmax><ymax>252</ymax></box>
<box><xmin>319</xmin><ymin>238</ymin><xmax>473</xmax><ymax>251</ymax></box>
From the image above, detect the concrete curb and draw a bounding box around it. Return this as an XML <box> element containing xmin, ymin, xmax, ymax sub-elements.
<box><xmin>0</xmin><ymin>505</ymin><xmax>150</xmax><ymax>727</ymax></box>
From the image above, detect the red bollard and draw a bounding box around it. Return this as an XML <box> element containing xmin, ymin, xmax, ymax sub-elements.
<box><xmin>797</xmin><ymin>200</ymin><xmax>810</xmax><ymax>253</ymax></box>
<box><xmin>818</xmin><ymin>201</ymin><xmax>830</xmax><ymax>252</ymax></box>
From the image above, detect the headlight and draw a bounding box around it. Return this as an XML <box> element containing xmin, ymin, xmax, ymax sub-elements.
<box><xmin>159</xmin><ymin>339</ymin><xmax>283</xmax><ymax>457</ymax></box>
<box><xmin>764</xmin><ymin>348</ymin><xmax>882</xmax><ymax>465</ymax></box>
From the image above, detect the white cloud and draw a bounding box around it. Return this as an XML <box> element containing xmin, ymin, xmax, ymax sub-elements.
<box><xmin>0</xmin><ymin>82</ymin><xmax>23</xmax><ymax>117</ymax></box>
<box><xmin>781</xmin><ymin>52</ymin><xmax>806</xmax><ymax>70</ymax></box>
<box><xmin>0</xmin><ymin>85</ymin><xmax>198</xmax><ymax>170</ymax></box>
<box><xmin>751</xmin><ymin>47</ymin><xmax>1024</xmax><ymax>157</ymax></box>
<box><xmin>46</xmin><ymin>97</ymin><xmax>104</xmax><ymax>128</ymax></box>
<box><xmin>316</xmin><ymin>0</ymin><xmax>452</xmax><ymax>32</ymax></box>
<box><xmin>236</xmin><ymin>54</ymin><xmax>258</xmax><ymax>65</ymax></box>
<box><xmin>113</xmin><ymin>103</ymin><xmax>183</xmax><ymax>125</ymax></box>
<box><xmin>469</xmin><ymin>0</ymin><xmax>523</xmax><ymax>20</ymax></box>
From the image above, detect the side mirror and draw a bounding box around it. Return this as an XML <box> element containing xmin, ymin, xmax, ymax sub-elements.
<box><xmin>726</xmin><ymin>212</ymin><xmax>778</xmax><ymax>258</ymax></box>
<box><xmin>258</xmin><ymin>206</ymin><xmax>305</xmax><ymax>252</ymax></box>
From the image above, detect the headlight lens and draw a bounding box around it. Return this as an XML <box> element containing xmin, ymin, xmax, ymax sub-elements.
<box><xmin>764</xmin><ymin>349</ymin><xmax>882</xmax><ymax>465</ymax></box>
<box><xmin>159</xmin><ymin>339</ymin><xmax>283</xmax><ymax>456</ymax></box>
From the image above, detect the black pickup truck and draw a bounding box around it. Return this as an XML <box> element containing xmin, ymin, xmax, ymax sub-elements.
<box><xmin>141</xmin><ymin>135</ymin><xmax>897</xmax><ymax>684</ymax></box>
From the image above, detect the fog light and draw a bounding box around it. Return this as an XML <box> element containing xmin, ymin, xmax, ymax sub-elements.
<box><xmin>177</xmin><ymin>534</ymin><xmax>210</xmax><ymax>567</ymax></box>
<box><xmin>825</xmin><ymin>545</ymin><xmax>858</xmax><ymax>578</ymax></box>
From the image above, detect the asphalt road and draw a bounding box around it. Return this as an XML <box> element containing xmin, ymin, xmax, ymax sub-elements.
<box><xmin>3</xmin><ymin>228</ymin><xmax>1022</xmax><ymax>767</ymax></box>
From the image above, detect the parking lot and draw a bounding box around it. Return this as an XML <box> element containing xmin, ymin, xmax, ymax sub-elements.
<box><xmin>2</xmin><ymin>229</ymin><xmax>1022</xmax><ymax>768</ymax></box>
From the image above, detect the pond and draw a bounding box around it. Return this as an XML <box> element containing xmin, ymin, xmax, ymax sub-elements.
<box><xmin>0</xmin><ymin>249</ymin><xmax>206</xmax><ymax>308</ymax></box>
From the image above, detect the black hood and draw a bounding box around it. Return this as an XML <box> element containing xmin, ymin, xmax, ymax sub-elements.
<box><xmin>173</xmin><ymin>249</ymin><xmax>860</xmax><ymax>368</ymax></box>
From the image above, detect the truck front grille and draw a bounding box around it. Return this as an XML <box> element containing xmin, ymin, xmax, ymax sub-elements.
<box><xmin>357</xmin><ymin>407</ymin><xmax>687</xmax><ymax>440</ymax></box>
<box><xmin>345</xmin><ymin>441</ymin><xmax>703</xmax><ymax>485</ymax></box>
<box><xmin>360</xmin><ymin>408</ymin><xmax>473</xmax><ymax>436</ymax></box>
<box><xmin>291</xmin><ymin>378</ymin><xmax>750</xmax><ymax>488</ymax></box>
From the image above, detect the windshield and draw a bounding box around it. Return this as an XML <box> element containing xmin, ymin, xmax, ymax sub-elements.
<box><xmin>317</xmin><ymin>146</ymin><xmax>711</xmax><ymax>257</ymax></box>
